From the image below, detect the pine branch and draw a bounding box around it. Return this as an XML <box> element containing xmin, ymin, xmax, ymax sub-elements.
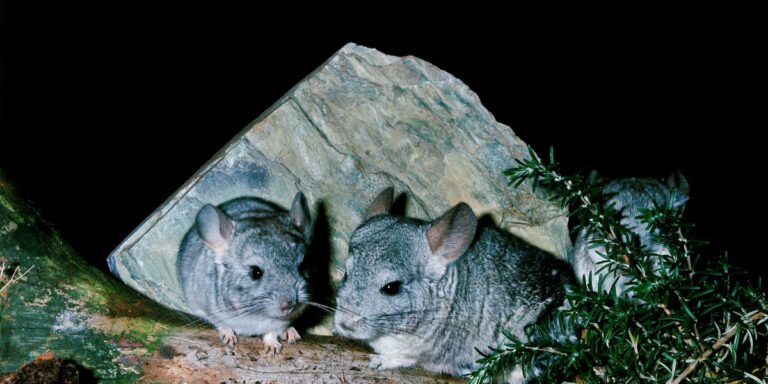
<box><xmin>472</xmin><ymin>146</ymin><xmax>768</xmax><ymax>383</ymax></box>
<box><xmin>672</xmin><ymin>312</ymin><xmax>767</xmax><ymax>384</ymax></box>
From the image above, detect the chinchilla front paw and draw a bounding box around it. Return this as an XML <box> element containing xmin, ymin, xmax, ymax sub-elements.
<box><xmin>281</xmin><ymin>326</ymin><xmax>301</xmax><ymax>344</ymax></box>
<box><xmin>217</xmin><ymin>326</ymin><xmax>238</xmax><ymax>349</ymax></box>
<box><xmin>262</xmin><ymin>331</ymin><xmax>282</xmax><ymax>355</ymax></box>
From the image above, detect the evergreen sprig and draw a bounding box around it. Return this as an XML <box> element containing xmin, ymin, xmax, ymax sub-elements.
<box><xmin>469</xmin><ymin>146</ymin><xmax>767</xmax><ymax>383</ymax></box>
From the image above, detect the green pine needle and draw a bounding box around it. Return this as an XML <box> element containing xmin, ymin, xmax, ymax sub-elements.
<box><xmin>469</xmin><ymin>147</ymin><xmax>768</xmax><ymax>383</ymax></box>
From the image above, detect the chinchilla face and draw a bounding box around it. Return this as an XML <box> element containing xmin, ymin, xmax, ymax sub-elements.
<box><xmin>334</xmin><ymin>188</ymin><xmax>477</xmax><ymax>341</ymax></box>
<box><xmin>217</xmin><ymin>220</ymin><xmax>309</xmax><ymax>321</ymax></box>
<box><xmin>334</xmin><ymin>215</ymin><xmax>435</xmax><ymax>340</ymax></box>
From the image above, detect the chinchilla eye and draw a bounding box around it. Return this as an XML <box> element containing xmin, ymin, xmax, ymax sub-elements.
<box><xmin>250</xmin><ymin>266</ymin><xmax>263</xmax><ymax>280</ymax></box>
<box><xmin>380</xmin><ymin>281</ymin><xmax>402</xmax><ymax>295</ymax></box>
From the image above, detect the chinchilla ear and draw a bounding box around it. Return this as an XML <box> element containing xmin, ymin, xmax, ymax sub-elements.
<box><xmin>290</xmin><ymin>191</ymin><xmax>311</xmax><ymax>236</ymax></box>
<box><xmin>666</xmin><ymin>170</ymin><xmax>690</xmax><ymax>208</ymax></box>
<box><xmin>426</xmin><ymin>203</ymin><xmax>477</xmax><ymax>263</ymax></box>
<box><xmin>196</xmin><ymin>204</ymin><xmax>234</xmax><ymax>254</ymax></box>
<box><xmin>363</xmin><ymin>187</ymin><xmax>394</xmax><ymax>220</ymax></box>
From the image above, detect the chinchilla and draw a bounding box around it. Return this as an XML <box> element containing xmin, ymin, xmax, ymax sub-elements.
<box><xmin>178</xmin><ymin>191</ymin><xmax>312</xmax><ymax>354</ymax></box>
<box><xmin>333</xmin><ymin>188</ymin><xmax>573</xmax><ymax>381</ymax></box>
<box><xmin>570</xmin><ymin>171</ymin><xmax>689</xmax><ymax>294</ymax></box>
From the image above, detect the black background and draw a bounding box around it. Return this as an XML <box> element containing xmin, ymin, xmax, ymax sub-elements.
<box><xmin>0</xmin><ymin>4</ymin><xmax>763</xmax><ymax>281</ymax></box>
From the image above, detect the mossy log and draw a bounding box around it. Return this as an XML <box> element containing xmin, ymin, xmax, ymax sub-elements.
<box><xmin>0</xmin><ymin>168</ymin><xmax>184</xmax><ymax>382</ymax></box>
<box><xmin>0</xmin><ymin>169</ymin><xmax>462</xmax><ymax>383</ymax></box>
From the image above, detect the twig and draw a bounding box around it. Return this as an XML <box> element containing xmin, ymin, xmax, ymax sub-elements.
<box><xmin>558</xmin><ymin>176</ymin><xmax>618</xmax><ymax>242</ymax></box>
<box><xmin>669</xmin><ymin>312</ymin><xmax>767</xmax><ymax>384</ymax></box>
<box><xmin>675</xmin><ymin>228</ymin><xmax>703</xmax><ymax>350</ymax></box>
<box><xmin>678</xmin><ymin>228</ymin><xmax>693</xmax><ymax>281</ymax></box>
<box><xmin>0</xmin><ymin>261</ymin><xmax>34</xmax><ymax>294</ymax></box>
<box><xmin>521</xmin><ymin>345</ymin><xmax>567</xmax><ymax>356</ymax></box>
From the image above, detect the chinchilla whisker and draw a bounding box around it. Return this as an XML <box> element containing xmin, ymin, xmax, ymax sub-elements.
<box><xmin>186</xmin><ymin>298</ymin><xmax>272</xmax><ymax>327</ymax></box>
<box><xmin>302</xmin><ymin>301</ymin><xmax>338</xmax><ymax>314</ymax></box>
<box><xmin>213</xmin><ymin>306</ymin><xmax>270</xmax><ymax>326</ymax></box>
<box><xmin>217</xmin><ymin>310</ymin><xmax>255</xmax><ymax>324</ymax></box>
<box><xmin>365</xmin><ymin>320</ymin><xmax>422</xmax><ymax>338</ymax></box>
<box><xmin>375</xmin><ymin>307</ymin><xmax>445</xmax><ymax>318</ymax></box>
<box><xmin>363</xmin><ymin>315</ymin><xmax>433</xmax><ymax>336</ymax></box>
<box><xmin>330</xmin><ymin>304</ymin><xmax>420</xmax><ymax>336</ymax></box>
<box><xmin>333</xmin><ymin>305</ymin><xmax>366</xmax><ymax>317</ymax></box>
<box><xmin>184</xmin><ymin>310</ymin><xmax>243</xmax><ymax>328</ymax></box>
<box><xmin>220</xmin><ymin>300</ymin><xmax>271</xmax><ymax>320</ymax></box>
<box><xmin>183</xmin><ymin>317</ymin><xmax>211</xmax><ymax>328</ymax></box>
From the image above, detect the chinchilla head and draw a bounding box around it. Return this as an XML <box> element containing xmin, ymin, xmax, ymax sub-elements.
<box><xmin>334</xmin><ymin>187</ymin><xmax>476</xmax><ymax>340</ymax></box>
<box><xmin>196</xmin><ymin>191</ymin><xmax>312</xmax><ymax>321</ymax></box>
<box><xmin>600</xmin><ymin>170</ymin><xmax>690</xmax><ymax>255</ymax></box>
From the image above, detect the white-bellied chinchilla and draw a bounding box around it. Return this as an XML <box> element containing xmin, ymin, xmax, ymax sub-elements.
<box><xmin>333</xmin><ymin>188</ymin><xmax>573</xmax><ymax>381</ymax></box>
<box><xmin>178</xmin><ymin>191</ymin><xmax>311</xmax><ymax>354</ymax></box>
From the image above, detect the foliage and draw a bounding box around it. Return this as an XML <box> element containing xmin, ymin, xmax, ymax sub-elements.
<box><xmin>470</xmin><ymin>146</ymin><xmax>768</xmax><ymax>383</ymax></box>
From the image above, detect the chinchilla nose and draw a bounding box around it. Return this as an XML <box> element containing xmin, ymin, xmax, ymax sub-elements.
<box><xmin>336</xmin><ymin>316</ymin><xmax>360</xmax><ymax>333</ymax></box>
<box><xmin>279</xmin><ymin>299</ymin><xmax>296</xmax><ymax>314</ymax></box>
<box><xmin>337</xmin><ymin>321</ymin><xmax>353</xmax><ymax>332</ymax></box>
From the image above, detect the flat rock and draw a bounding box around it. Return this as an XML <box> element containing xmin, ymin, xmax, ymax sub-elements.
<box><xmin>107</xmin><ymin>43</ymin><xmax>570</xmax><ymax>332</ymax></box>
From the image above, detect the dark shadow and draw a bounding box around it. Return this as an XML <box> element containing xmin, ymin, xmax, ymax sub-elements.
<box><xmin>476</xmin><ymin>212</ymin><xmax>496</xmax><ymax>231</ymax></box>
<box><xmin>390</xmin><ymin>192</ymin><xmax>408</xmax><ymax>217</ymax></box>
<box><xmin>68</xmin><ymin>360</ymin><xmax>99</xmax><ymax>384</ymax></box>
<box><xmin>2</xmin><ymin>357</ymin><xmax>99</xmax><ymax>383</ymax></box>
<box><xmin>295</xmin><ymin>201</ymin><xmax>335</xmax><ymax>331</ymax></box>
<box><xmin>475</xmin><ymin>213</ymin><xmax>498</xmax><ymax>245</ymax></box>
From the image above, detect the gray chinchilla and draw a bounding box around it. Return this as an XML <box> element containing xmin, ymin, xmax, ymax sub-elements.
<box><xmin>570</xmin><ymin>171</ymin><xmax>689</xmax><ymax>294</ymax></box>
<box><xmin>333</xmin><ymin>188</ymin><xmax>573</xmax><ymax>381</ymax></box>
<box><xmin>178</xmin><ymin>191</ymin><xmax>311</xmax><ymax>354</ymax></box>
